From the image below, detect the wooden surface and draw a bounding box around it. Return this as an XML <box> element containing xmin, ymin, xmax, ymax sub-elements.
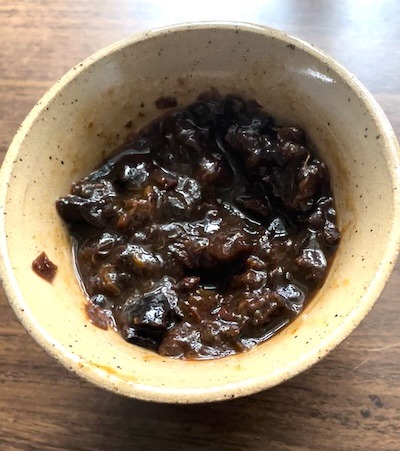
<box><xmin>1</xmin><ymin>1</ymin><xmax>400</xmax><ymax>450</ymax></box>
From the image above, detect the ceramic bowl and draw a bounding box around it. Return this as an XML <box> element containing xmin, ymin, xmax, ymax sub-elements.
<box><xmin>1</xmin><ymin>22</ymin><xmax>399</xmax><ymax>403</ymax></box>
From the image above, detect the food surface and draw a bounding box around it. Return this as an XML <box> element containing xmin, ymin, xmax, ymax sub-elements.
<box><xmin>56</xmin><ymin>91</ymin><xmax>340</xmax><ymax>359</ymax></box>
<box><xmin>32</xmin><ymin>252</ymin><xmax>58</xmax><ymax>282</ymax></box>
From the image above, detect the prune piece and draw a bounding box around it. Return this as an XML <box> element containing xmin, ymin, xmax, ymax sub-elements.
<box><xmin>117</xmin><ymin>163</ymin><xmax>149</xmax><ymax>191</ymax></box>
<box><xmin>165</xmin><ymin>176</ymin><xmax>202</xmax><ymax>217</ymax></box>
<box><xmin>250</xmin><ymin>300</ymin><xmax>281</xmax><ymax>326</ymax></box>
<box><xmin>225</xmin><ymin>124</ymin><xmax>274</xmax><ymax>170</ymax></box>
<box><xmin>247</xmin><ymin>114</ymin><xmax>270</xmax><ymax>133</ymax></box>
<box><xmin>57</xmin><ymin>179</ymin><xmax>117</xmax><ymax>227</ymax></box>
<box><xmin>307</xmin><ymin>208</ymin><xmax>325</xmax><ymax>229</ymax></box>
<box><xmin>276</xmin><ymin>126</ymin><xmax>306</xmax><ymax>145</ymax></box>
<box><xmin>306</xmin><ymin>197</ymin><xmax>340</xmax><ymax>245</ymax></box>
<box><xmin>292</xmin><ymin>161</ymin><xmax>325</xmax><ymax>210</ymax></box>
<box><xmin>93</xmin><ymin>232</ymin><xmax>118</xmax><ymax>256</ymax></box>
<box><xmin>158</xmin><ymin>322</ymin><xmax>196</xmax><ymax>358</ymax></box>
<box><xmin>269</xmin><ymin>238</ymin><xmax>297</xmax><ymax>267</ymax></box>
<box><xmin>177</xmin><ymin>237</ymin><xmax>210</xmax><ymax>269</ymax></box>
<box><xmin>307</xmin><ymin>197</ymin><xmax>340</xmax><ymax>245</ymax></box>
<box><xmin>257</xmin><ymin>224</ymin><xmax>296</xmax><ymax>264</ymax></box>
<box><xmin>208</xmin><ymin>230</ymin><xmax>252</xmax><ymax>263</ymax></box>
<box><xmin>177</xmin><ymin>288</ymin><xmax>220</xmax><ymax>320</ymax></box>
<box><xmin>276</xmin><ymin>284</ymin><xmax>305</xmax><ymax>314</ymax></box>
<box><xmin>269</xmin><ymin>266</ymin><xmax>286</xmax><ymax>287</ymax></box>
<box><xmin>176</xmin><ymin>177</ymin><xmax>202</xmax><ymax>202</ymax></box>
<box><xmin>321</xmin><ymin>200</ymin><xmax>337</xmax><ymax>220</ymax></box>
<box><xmin>275</xmin><ymin>127</ymin><xmax>308</xmax><ymax>162</ymax></box>
<box><xmin>246</xmin><ymin>255</ymin><xmax>266</xmax><ymax>270</ymax></box>
<box><xmin>234</xmin><ymin>195</ymin><xmax>270</xmax><ymax>221</ymax></box>
<box><xmin>233</xmin><ymin>268</ymin><xmax>268</xmax><ymax>290</ymax></box>
<box><xmin>102</xmin><ymin>203</ymin><xmax>122</xmax><ymax>220</ymax></box>
<box><xmin>121</xmin><ymin>326</ymin><xmax>159</xmax><ymax>349</ymax></box>
<box><xmin>160</xmin><ymin>314</ymin><xmax>243</xmax><ymax>358</ymax></box>
<box><xmin>90</xmin><ymin>263</ymin><xmax>126</xmax><ymax>296</ymax></box>
<box><xmin>152</xmin><ymin>168</ymin><xmax>178</xmax><ymax>190</ymax></box>
<box><xmin>120</xmin><ymin>278</ymin><xmax>179</xmax><ymax>346</ymax></box>
<box><xmin>177</xmin><ymin>299</ymin><xmax>202</xmax><ymax>324</ymax></box>
<box><xmin>32</xmin><ymin>252</ymin><xmax>57</xmax><ymax>282</ymax></box>
<box><xmin>131</xmin><ymin>247</ymin><xmax>163</xmax><ymax>269</ymax></box>
<box><xmin>175</xmin><ymin>124</ymin><xmax>205</xmax><ymax>154</ymax></box>
<box><xmin>56</xmin><ymin>196</ymin><xmax>110</xmax><ymax>228</ymax></box>
<box><xmin>163</xmin><ymin>114</ymin><xmax>208</xmax><ymax>155</ymax></box>
<box><xmin>266</xmin><ymin>160</ymin><xmax>325</xmax><ymax>211</ymax></box>
<box><xmin>168</xmin><ymin>241</ymin><xmax>192</xmax><ymax>267</ymax></box>
<box><xmin>199</xmin><ymin>321</ymin><xmax>224</xmax><ymax>347</ymax></box>
<box><xmin>324</xmin><ymin>220</ymin><xmax>340</xmax><ymax>245</ymax></box>
<box><xmin>100</xmin><ymin>266</ymin><xmax>127</xmax><ymax>296</ymax></box>
<box><xmin>166</xmin><ymin>195</ymin><xmax>186</xmax><ymax>212</ymax></box>
<box><xmin>178</xmin><ymin>229</ymin><xmax>252</xmax><ymax>269</ymax></box>
<box><xmin>268</xmin><ymin>217</ymin><xmax>289</xmax><ymax>238</ymax></box>
<box><xmin>86</xmin><ymin>303</ymin><xmax>110</xmax><ymax>330</ymax></box>
<box><xmin>122</xmin><ymin>291</ymin><xmax>172</xmax><ymax>330</ymax></box>
<box><xmin>119</xmin><ymin>244</ymin><xmax>163</xmax><ymax>274</ymax></box>
<box><xmin>257</xmin><ymin>231</ymin><xmax>273</xmax><ymax>259</ymax></box>
<box><xmin>118</xmin><ymin>196</ymin><xmax>156</xmax><ymax>229</ymax></box>
<box><xmin>278</xmin><ymin>141</ymin><xmax>308</xmax><ymax>163</ymax></box>
<box><xmin>200</xmin><ymin>320</ymin><xmax>241</xmax><ymax>347</ymax></box>
<box><xmin>296</xmin><ymin>235</ymin><xmax>327</xmax><ymax>282</ymax></box>
<box><xmin>79</xmin><ymin>232</ymin><xmax>119</xmax><ymax>263</ymax></box>
<box><xmin>264</xmin><ymin>166</ymin><xmax>295</xmax><ymax>207</ymax></box>
<box><xmin>243</xmin><ymin>269</ymin><xmax>268</xmax><ymax>289</ymax></box>
<box><xmin>153</xmin><ymin>144</ymin><xmax>192</xmax><ymax>175</ymax></box>
<box><xmin>176</xmin><ymin>276</ymin><xmax>200</xmax><ymax>293</ymax></box>
<box><xmin>219</xmin><ymin>302</ymin><xmax>244</xmax><ymax>323</ymax></box>
<box><xmin>202</xmin><ymin>209</ymin><xmax>223</xmax><ymax>233</ymax></box>
<box><xmin>196</xmin><ymin>155</ymin><xmax>233</xmax><ymax>187</ymax></box>
<box><xmin>71</xmin><ymin>179</ymin><xmax>116</xmax><ymax>200</ymax></box>
<box><xmin>237</xmin><ymin>291</ymin><xmax>283</xmax><ymax>326</ymax></box>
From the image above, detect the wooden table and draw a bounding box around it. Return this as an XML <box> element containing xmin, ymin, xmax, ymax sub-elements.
<box><xmin>1</xmin><ymin>1</ymin><xmax>399</xmax><ymax>449</ymax></box>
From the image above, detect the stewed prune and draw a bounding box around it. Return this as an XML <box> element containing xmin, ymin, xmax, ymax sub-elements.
<box><xmin>56</xmin><ymin>91</ymin><xmax>340</xmax><ymax>359</ymax></box>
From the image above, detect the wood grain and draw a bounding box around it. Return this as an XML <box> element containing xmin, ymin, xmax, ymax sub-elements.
<box><xmin>1</xmin><ymin>1</ymin><xmax>400</xmax><ymax>450</ymax></box>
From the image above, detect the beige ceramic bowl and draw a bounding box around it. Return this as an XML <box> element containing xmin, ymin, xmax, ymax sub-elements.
<box><xmin>1</xmin><ymin>23</ymin><xmax>399</xmax><ymax>403</ymax></box>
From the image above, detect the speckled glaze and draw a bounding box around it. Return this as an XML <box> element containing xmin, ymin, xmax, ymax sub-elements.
<box><xmin>0</xmin><ymin>23</ymin><xmax>399</xmax><ymax>403</ymax></box>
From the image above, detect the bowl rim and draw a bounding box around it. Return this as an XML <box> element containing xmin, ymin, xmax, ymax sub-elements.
<box><xmin>1</xmin><ymin>21</ymin><xmax>399</xmax><ymax>403</ymax></box>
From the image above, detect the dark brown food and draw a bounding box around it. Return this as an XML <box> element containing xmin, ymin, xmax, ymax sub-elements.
<box><xmin>86</xmin><ymin>303</ymin><xmax>110</xmax><ymax>330</ymax></box>
<box><xmin>32</xmin><ymin>252</ymin><xmax>58</xmax><ymax>282</ymax></box>
<box><xmin>56</xmin><ymin>92</ymin><xmax>340</xmax><ymax>359</ymax></box>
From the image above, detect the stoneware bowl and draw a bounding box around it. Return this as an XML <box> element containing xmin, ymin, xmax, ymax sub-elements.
<box><xmin>1</xmin><ymin>22</ymin><xmax>399</xmax><ymax>403</ymax></box>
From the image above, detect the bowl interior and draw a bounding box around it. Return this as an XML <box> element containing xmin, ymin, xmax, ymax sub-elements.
<box><xmin>1</xmin><ymin>24</ymin><xmax>399</xmax><ymax>402</ymax></box>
